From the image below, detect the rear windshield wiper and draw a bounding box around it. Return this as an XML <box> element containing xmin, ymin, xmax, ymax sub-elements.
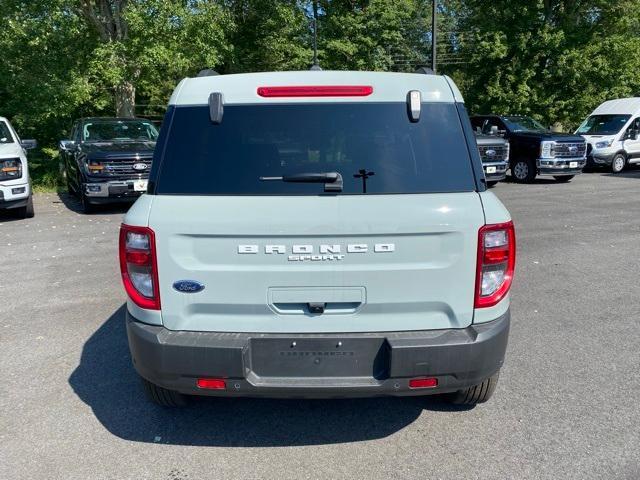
<box><xmin>259</xmin><ymin>172</ymin><xmax>343</xmax><ymax>192</ymax></box>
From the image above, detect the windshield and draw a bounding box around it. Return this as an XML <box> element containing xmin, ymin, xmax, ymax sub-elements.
<box><xmin>82</xmin><ymin>120</ymin><xmax>159</xmax><ymax>142</ymax></box>
<box><xmin>154</xmin><ymin>103</ymin><xmax>477</xmax><ymax>195</ymax></box>
<box><xmin>503</xmin><ymin>116</ymin><xmax>548</xmax><ymax>133</ymax></box>
<box><xmin>576</xmin><ymin>115</ymin><xmax>631</xmax><ymax>135</ymax></box>
<box><xmin>0</xmin><ymin>121</ymin><xmax>15</xmax><ymax>144</ymax></box>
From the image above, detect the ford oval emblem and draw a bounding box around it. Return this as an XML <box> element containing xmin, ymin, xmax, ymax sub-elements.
<box><xmin>173</xmin><ymin>280</ymin><xmax>205</xmax><ymax>293</ymax></box>
<box><xmin>132</xmin><ymin>163</ymin><xmax>148</xmax><ymax>171</ymax></box>
<box><xmin>486</xmin><ymin>149</ymin><xmax>496</xmax><ymax>157</ymax></box>
<box><xmin>569</xmin><ymin>146</ymin><xmax>577</xmax><ymax>153</ymax></box>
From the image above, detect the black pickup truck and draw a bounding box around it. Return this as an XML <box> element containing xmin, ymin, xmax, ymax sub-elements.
<box><xmin>59</xmin><ymin>117</ymin><xmax>158</xmax><ymax>213</ymax></box>
<box><xmin>470</xmin><ymin>115</ymin><xmax>586</xmax><ymax>183</ymax></box>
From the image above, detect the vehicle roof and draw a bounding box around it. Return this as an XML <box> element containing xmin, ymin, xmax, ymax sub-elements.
<box><xmin>169</xmin><ymin>71</ymin><xmax>464</xmax><ymax>106</ymax></box>
<box><xmin>78</xmin><ymin>117</ymin><xmax>152</xmax><ymax>123</ymax></box>
<box><xmin>591</xmin><ymin>98</ymin><xmax>640</xmax><ymax>116</ymax></box>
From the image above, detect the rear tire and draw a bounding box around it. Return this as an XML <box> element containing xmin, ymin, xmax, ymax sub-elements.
<box><xmin>553</xmin><ymin>175</ymin><xmax>574</xmax><ymax>183</ymax></box>
<box><xmin>141</xmin><ymin>377</ymin><xmax>188</xmax><ymax>407</ymax></box>
<box><xmin>15</xmin><ymin>194</ymin><xmax>35</xmax><ymax>219</ymax></box>
<box><xmin>446</xmin><ymin>372</ymin><xmax>500</xmax><ymax>405</ymax></box>
<box><xmin>511</xmin><ymin>159</ymin><xmax>536</xmax><ymax>183</ymax></box>
<box><xmin>611</xmin><ymin>153</ymin><xmax>626</xmax><ymax>173</ymax></box>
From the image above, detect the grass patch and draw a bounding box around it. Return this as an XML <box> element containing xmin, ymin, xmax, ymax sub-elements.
<box><xmin>29</xmin><ymin>147</ymin><xmax>65</xmax><ymax>193</ymax></box>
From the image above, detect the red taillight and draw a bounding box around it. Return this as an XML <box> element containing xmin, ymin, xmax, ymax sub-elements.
<box><xmin>475</xmin><ymin>221</ymin><xmax>516</xmax><ymax>308</ymax></box>
<box><xmin>257</xmin><ymin>85</ymin><xmax>373</xmax><ymax>97</ymax></box>
<box><xmin>119</xmin><ymin>224</ymin><xmax>160</xmax><ymax>310</ymax></box>
<box><xmin>409</xmin><ymin>377</ymin><xmax>438</xmax><ymax>389</ymax></box>
<box><xmin>196</xmin><ymin>378</ymin><xmax>226</xmax><ymax>390</ymax></box>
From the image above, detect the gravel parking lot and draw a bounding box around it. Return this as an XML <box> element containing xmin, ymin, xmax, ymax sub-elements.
<box><xmin>1</xmin><ymin>171</ymin><xmax>639</xmax><ymax>480</ymax></box>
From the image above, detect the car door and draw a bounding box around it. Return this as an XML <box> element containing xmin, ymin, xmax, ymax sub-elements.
<box><xmin>623</xmin><ymin>117</ymin><xmax>640</xmax><ymax>161</ymax></box>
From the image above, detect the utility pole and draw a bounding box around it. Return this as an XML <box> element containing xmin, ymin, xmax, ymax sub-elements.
<box><xmin>311</xmin><ymin>1</ymin><xmax>321</xmax><ymax>70</ymax></box>
<box><xmin>431</xmin><ymin>0</ymin><xmax>437</xmax><ymax>73</ymax></box>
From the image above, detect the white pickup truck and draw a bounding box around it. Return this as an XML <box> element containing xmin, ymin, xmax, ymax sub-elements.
<box><xmin>0</xmin><ymin>116</ymin><xmax>36</xmax><ymax>218</ymax></box>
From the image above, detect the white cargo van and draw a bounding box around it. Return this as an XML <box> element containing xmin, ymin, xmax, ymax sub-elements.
<box><xmin>576</xmin><ymin>98</ymin><xmax>640</xmax><ymax>173</ymax></box>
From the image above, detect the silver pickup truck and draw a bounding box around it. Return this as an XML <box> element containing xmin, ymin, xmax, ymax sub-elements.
<box><xmin>120</xmin><ymin>71</ymin><xmax>516</xmax><ymax>407</ymax></box>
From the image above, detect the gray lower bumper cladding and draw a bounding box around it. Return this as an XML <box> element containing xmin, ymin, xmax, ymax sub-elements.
<box><xmin>126</xmin><ymin>310</ymin><xmax>510</xmax><ymax>399</ymax></box>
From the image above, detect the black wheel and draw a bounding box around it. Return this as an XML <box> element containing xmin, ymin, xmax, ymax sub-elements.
<box><xmin>511</xmin><ymin>159</ymin><xmax>536</xmax><ymax>183</ymax></box>
<box><xmin>446</xmin><ymin>372</ymin><xmax>500</xmax><ymax>405</ymax></box>
<box><xmin>141</xmin><ymin>377</ymin><xmax>187</xmax><ymax>407</ymax></box>
<box><xmin>611</xmin><ymin>153</ymin><xmax>626</xmax><ymax>173</ymax></box>
<box><xmin>15</xmin><ymin>194</ymin><xmax>35</xmax><ymax>219</ymax></box>
<box><xmin>553</xmin><ymin>175</ymin><xmax>574</xmax><ymax>183</ymax></box>
<box><xmin>80</xmin><ymin>191</ymin><xmax>96</xmax><ymax>214</ymax></box>
<box><xmin>486</xmin><ymin>181</ymin><xmax>498</xmax><ymax>188</ymax></box>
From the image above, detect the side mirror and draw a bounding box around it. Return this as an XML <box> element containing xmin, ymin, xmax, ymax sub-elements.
<box><xmin>490</xmin><ymin>126</ymin><xmax>499</xmax><ymax>135</ymax></box>
<box><xmin>628</xmin><ymin>130</ymin><xmax>638</xmax><ymax>141</ymax></box>
<box><xmin>21</xmin><ymin>139</ymin><xmax>37</xmax><ymax>150</ymax></box>
<box><xmin>59</xmin><ymin>140</ymin><xmax>76</xmax><ymax>152</ymax></box>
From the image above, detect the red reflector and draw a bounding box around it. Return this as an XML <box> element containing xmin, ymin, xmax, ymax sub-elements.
<box><xmin>125</xmin><ymin>250</ymin><xmax>151</xmax><ymax>265</ymax></box>
<box><xmin>196</xmin><ymin>378</ymin><xmax>226</xmax><ymax>390</ymax></box>
<box><xmin>409</xmin><ymin>377</ymin><xmax>438</xmax><ymax>389</ymax></box>
<box><xmin>484</xmin><ymin>248</ymin><xmax>508</xmax><ymax>263</ymax></box>
<box><xmin>257</xmin><ymin>85</ymin><xmax>373</xmax><ymax>98</ymax></box>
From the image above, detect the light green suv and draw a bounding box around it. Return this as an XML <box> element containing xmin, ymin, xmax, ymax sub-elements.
<box><xmin>120</xmin><ymin>70</ymin><xmax>516</xmax><ymax>407</ymax></box>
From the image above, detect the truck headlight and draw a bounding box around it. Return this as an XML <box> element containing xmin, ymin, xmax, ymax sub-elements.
<box><xmin>86</xmin><ymin>160</ymin><xmax>105</xmax><ymax>175</ymax></box>
<box><xmin>595</xmin><ymin>140</ymin><xmax>614</xmax><ymax>149</ymax></box>
<box><xmin>0</xmin><ymin>158</ymin><xmax>22</xmax><ymax>180</ymax></box>
<box><xmin>540</xmin><ymin>141</ymin><xmax>555</xmax><ymax>159</ymax></box>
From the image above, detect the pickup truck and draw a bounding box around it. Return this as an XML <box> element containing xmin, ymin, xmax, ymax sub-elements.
<box><xmin>474</xmin><ymin>132</ymin><xmax>509</xmax><ymax>186</ymax></box>
<box><xmin>59</xmin><ymin>117</ymin><xmax>158</xmax><ymax>213</ymax></box>
<box><xmin>470</xmin><ymin>115</ymin><xmax>586</xmax><ymax>183</ymax></box>
<box><xmin>121</xmin><ymin>70</ymin><xmax>515</xmax><ymax>408</ymax></box>
<box><xmin>0</xmin><ymin>116</ymin><xmax>37</xmax><ymax>218</ymax></box>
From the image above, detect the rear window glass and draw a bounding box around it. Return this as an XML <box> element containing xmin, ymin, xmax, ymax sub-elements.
<box><xmin>155</xmin><ymin>102</ymin><xmax>476</xmax><ymax>195</ymax></box>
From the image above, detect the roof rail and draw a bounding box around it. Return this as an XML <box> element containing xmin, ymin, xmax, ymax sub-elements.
<box><xmin>415</xmin><ymin>66</ymin><xmax>435</xmax><ymax>75</ymax></box>
<box><xmin>197</xmin><ymin>69</ymin><xmax>220</xmax><ymax>77</ymax></box>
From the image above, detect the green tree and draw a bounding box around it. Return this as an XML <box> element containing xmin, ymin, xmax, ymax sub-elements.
<box><xmin>448</xmin><ymin>0</ymin><xmax>640</xmax><ymax>128</ymax></box>
<box><xmin>315</xmin><ymin>0</ymin><xmax>431</xmax><ymax>71</ymax></box>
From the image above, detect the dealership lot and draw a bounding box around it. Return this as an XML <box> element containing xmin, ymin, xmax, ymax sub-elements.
<box><xmin>1</xmin><ymin>172</ymin><xmax>639</xmax><ymax>480</ymax></box>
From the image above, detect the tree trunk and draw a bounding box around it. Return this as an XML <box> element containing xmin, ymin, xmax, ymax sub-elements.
<box><xmin>115</xmin><ymin>81</ymin><xmax>135</xmax><ymax>117</ymax></box>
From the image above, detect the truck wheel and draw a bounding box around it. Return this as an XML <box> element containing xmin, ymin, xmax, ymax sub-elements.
<box><xmin>80</xmin><ymin>192</ymin><xmax>96</xmax><ymax>214</ymax></box>
<box><xmin>611</xmin><ymin>153</ymin><xmax>626</xmax><ymax>173</ymax></box>
<box><xmin>447</xmin><ymin>372</ymin><xmax>500</xmax><ymax>405</ymax></box>
<box><xmin>15</xmin><ymin>194</ymin><xmax>35</xmax><ymax>219</ymax></box>
<box><xmin>141</xmin><ymin>377</ymin><xmax>188</xmax><ymax>407</ymax></box>
<box><xmin>512</xmin><ymin>159</ymin><xmax>536</xmax><ymax>183</ymax></box>
<box><xmin>553</xmin><ymin>175</ymin><xmax>574</xmax><ymax>183</ymax></box>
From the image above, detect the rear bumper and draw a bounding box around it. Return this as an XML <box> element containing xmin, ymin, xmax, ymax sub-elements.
<box><xmin>126</xmin><ymin>310</ymin><xmax>510</xmax><ymax>399</ymax></box>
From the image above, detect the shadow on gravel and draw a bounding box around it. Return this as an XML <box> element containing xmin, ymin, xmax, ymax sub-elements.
<box><xmin>70</xmin><ymin>305</ymin><xmax>471</xmax><ymax>447</ymax></box>
<box><xmin>56</xmin><ymin>191</ymin><xmax>133</xmax><ymax>215</ymax></box>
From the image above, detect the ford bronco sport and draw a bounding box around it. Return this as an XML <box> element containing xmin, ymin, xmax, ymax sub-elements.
<box><xmin>121</xmin><ymin>71</ymin><xmax>515</xmax><ymax>407</ymax></box>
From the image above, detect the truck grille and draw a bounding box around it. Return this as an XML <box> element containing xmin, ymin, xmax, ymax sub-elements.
<box><xmin>101</xmin><ymin>158</ymin><xmax>152</xmax><ymax>178</ymax></box>
<box><xmin>478</xmin><ymin>145</ymin><xmax>509</xmax><ymax>162</ymax></box>
<box><xmin>554</xmin><ymin>142</ymin><xmax>586</xmax><ymax>158</ymax></box>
